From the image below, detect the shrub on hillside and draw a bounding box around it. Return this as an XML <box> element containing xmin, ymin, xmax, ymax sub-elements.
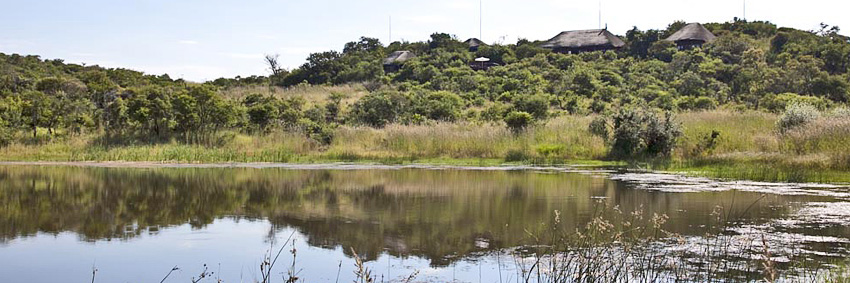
<box><xmin>777</xmin><ymin>102</ymin><xmax>820</xmax><ymax>134</ymax></box>
<box><xmin>512</xmin><ymin>94</ymin><xmax>550</xmax><ymax>120</ymax></box>
<box><xmin>415</xmin><ymin>90</ymin><xmax>463</xmax><ymax>121</ymax></box>
<box><xmin>588</xmin><ymin>116</ymin><xmax>610</xmax><ymax>141</ymax></box>
<box><xmin>829</xmin><ymin>106</ymin><xmax>850</xmax><ymax>118</ymax></box>
<box><xmin>349</xmin><ymin>90</ymin><xmax>410</xmax><ymax>127</ymax></box>
<box><xmin>693</xmin><ymin>97</ymin><xmax>718</xmax><ymax>110</ymax></box>
<box><xmin>0</xmin><ymin>120</ymin><xmax>11</xmax><ymax>147</ymax></box>
<box><xmin>504</xmin><ymin>111</ymin><xmax>534</xmax><ymax>133</ymax></box>
<box><xmin>761</xmin><ymin>93</ymin><xmax>830</xmax><ymax>113</ymax></box>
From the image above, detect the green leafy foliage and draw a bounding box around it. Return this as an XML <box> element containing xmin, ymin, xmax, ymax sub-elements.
<box><xmin>777</xmin><ymin>102</ymin><xmax>821</xmax><ymax>133</ymax></box>
<box><xmin>610</xmin><ymin>109</ymin><xmax>682</xmax><ymax>158</ymax></box>
<box><xmin>504</xmin><ymin>111</ymin><xmax>534</xmax><ymax>133</ymax></box>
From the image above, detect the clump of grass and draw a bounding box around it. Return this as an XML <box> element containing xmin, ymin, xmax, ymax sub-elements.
<box><xmin>780</xmin><ymin>115</ymin><xmax>850</xmax><ymax>162</ymax></box>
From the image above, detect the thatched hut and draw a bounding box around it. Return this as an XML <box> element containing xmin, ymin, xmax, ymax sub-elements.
<box><xmin>540</xmin><ymin>29</ymin><xmax>625</xmax><ymax>54</ymax></box>
<box><xmin>382</xmin><ymin>51</ymin><xmax>415</xmax><ymax>73</ymax></box>
<box><xmin>464</xmin><ymin>38</ymin><xmax>485</xmax><ymax>52</ymax></box>
<box><xmin>664</xmin><ymin>23</ymin><xmax>716</xmax><ymax>50</ymax></box>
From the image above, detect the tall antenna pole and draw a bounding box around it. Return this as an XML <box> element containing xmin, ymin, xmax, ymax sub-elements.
<box><xmin>479</xmin><ymin>0</ymin><xmax>483</xmax><ymax>41</ymax></box>
<box><xmin>743</xmin><ymin>0</ymin><xmax>746</xmax><ymax>21</ymax></box>
<box><xmin>389</xmin><ymin>16</ymin><xmax>392</xmax><ymax>44</ymax></box>
<box><xmin>598</xmin><ymin>0</ymin><xmax>602</xmax><ymax>29</ymax></box>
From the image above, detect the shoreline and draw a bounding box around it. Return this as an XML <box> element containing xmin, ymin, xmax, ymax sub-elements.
<box><xmin>2</xmin><ymin>160</ymin><xmax>849</xmax><ymax>187</ymax></box>
<box><xmin>0</xmin><ymin>160</ymin><xmax>614</xmax><ymax>172</ymax></box>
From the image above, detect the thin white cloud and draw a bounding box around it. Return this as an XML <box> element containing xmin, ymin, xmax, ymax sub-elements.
<box><xmin>178</xmin><ymin>40</ymin><xmax>199</xmax><ymax>45</ymax></box>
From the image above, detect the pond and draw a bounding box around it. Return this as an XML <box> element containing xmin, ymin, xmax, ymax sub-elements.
<box><xmin>0</xmin><ymin>164</ymin><xmax>848</xmax><ymax>282</ymax></box>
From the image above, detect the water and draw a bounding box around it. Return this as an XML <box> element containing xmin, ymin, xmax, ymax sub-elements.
<box><xmin>0</xmin><ymin>164</ymin><xmax>848</xmax><ymax>282</ymax></box>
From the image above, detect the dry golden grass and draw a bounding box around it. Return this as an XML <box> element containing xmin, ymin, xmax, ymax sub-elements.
<box><xmin>676</xmin><ymin>110</ymin><xmax>780</xmax><ymax>157</ymax></box>
<box><xmin>325</xmin><ymin>116</ymin><xmax>607</xmax><ymax>161</ymax></box>
<box><xmin>219</xmin><ymin>84</ymin><xmax>368</xmax><ymax>106</ymax></box>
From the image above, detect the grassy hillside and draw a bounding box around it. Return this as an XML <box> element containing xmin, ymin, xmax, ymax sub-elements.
<box><xmin>1</xmin><ymin>19</ymin><xmax>849</xmax><ymax>182</ymax></box>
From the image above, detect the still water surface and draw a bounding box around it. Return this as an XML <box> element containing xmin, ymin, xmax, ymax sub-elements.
<box><xmin>0</xmin><ymin>165</ymin><xmax>848</xmax><ymax>282</ymax></box>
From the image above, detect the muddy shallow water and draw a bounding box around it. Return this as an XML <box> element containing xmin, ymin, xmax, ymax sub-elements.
<box><xmin>0</xmin><ymin>163</ymin><xmax>847</xmax><ymax>282</ymax></box>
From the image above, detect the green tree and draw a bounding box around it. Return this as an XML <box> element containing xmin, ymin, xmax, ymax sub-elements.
<box><xmin>243</xmin><ymin>94</ymin><xmax>280</xmax><ymax>131</ymax></box>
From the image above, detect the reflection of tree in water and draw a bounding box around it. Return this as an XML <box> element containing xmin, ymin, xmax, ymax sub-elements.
<box><xmin>0</xmin><ymin>166</ymin><xmax>834</xmax><ymax>266</ymax></box>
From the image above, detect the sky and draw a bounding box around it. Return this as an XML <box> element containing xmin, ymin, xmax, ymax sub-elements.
<box><xmin>1</xmin><ymin>0</ymin><xmax>848</xmax><ymax>82</ymax></box>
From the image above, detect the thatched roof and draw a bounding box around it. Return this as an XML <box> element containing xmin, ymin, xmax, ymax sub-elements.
<box><xmin>540</xmin><ymin>29</ymin><xmax>625</xmax><ymax>49</ymax></box>
<box><xmin>383</xmin><ymin>51</ymin><xmax>415</xmax><ymax>65</ymax></box>
<box><xmin>665</xmin><ymin>23</ymin><xmax>716</xmax><ymax>43</ymax></box>
<box><xmin>464</xmin><ymin>38</ymin><xmax>485</xmax><ymax>48</ymax></box>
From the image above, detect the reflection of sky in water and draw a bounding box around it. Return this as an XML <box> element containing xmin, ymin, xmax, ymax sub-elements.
<box><xmin>0</xmin><ymin>219</ymin><xmax>519</xmax><ymax>282</ymax></box>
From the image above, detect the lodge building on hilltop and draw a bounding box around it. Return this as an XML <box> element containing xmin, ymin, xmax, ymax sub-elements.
<box><xmin>382</xmin><ymin>50</ymin><xmax>416</xmax><ymax>73</ymax></box>
<box><xmin>540</xmin><ymin>29</ymin><xmax>625</xmax><ymax>54</ymax></box>
<box><xmin>664</xmin><ymin>23</ymin><xmax>717</xmax><ymax>50</ymax></box>
<box><xmin>464</xmin><ymin>38</ymin><xmax>485</xmax><ymax>52</ymax></box>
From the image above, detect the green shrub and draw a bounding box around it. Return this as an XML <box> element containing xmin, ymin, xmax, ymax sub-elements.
<box><xmin>829</xmin><ymin>106</ymin><xmax>850</xmax><ymax>118</ymax></box>
<box><xmin>478</xmin><ymin>103</ymin><xmax>508</xmax><ymax>122</ymax></box>
<box><xmin>761</xmin><ymin>93</ymin><xmax>830</xmax><ymax>113</ymax></box>
<box><xmin>610</xmin><ymin>108</ymin><xmax>681</xmax><ymax>158</ymax></box>
<box><xmin>0</xmin><ymin>120</ymin><xmax>11</xmax><ymax>147</ymax></box>
<box><xmin>693</xmin><ymin>97</ymin><xmax>718</xmax><ymax>110</ymax></box>
<box><xmin>643</xmin><ymin>112</ymin><xmax>682</xmax><ymax>156</ymax></box>
<box><xmin>691</xmin><ymin>130</ymin><xmax>721</xmax><ymax>157</ymax></box>
<box><xmin>611</xmin><ymin>109</ymin><xmax>645</xmax><ymax>157</ymax></box>
<box><xmin>349</xmin><ymin>90</ymin><xmax>409</xmax><ymax>127</ymax></box>
<box><xmin>504</xmin><ymin>111</ymin><xmax>534</xmax><ymax>133</ymax></box>
<box><xmin>418</xmin><ymin>91</ymin><xmax>463</xmax><ymax>121</ymax></box>
<box><xmin>675</xmin><ymin>96</ymin><xmax>695</xmax><ymax>111</ymax></box>
<box><xmin>512</xmin><ymin>94</ymin><xmax>550</xmax><ymax>119</ymax></box>
<box><xmin>777</xmin><ymin>102</ymin><xmax>820</xmax><ymax>133</ymax></box>
<box><xmin>588</xmin><ymin>116</ymin><xmax>610</xmax><ymax>141</ymax></box>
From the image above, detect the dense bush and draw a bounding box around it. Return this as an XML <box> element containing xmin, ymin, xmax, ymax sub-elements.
<box><xmin>777</xmin><ymin>102</ymin><xmax>821</xmax><ymax>133</ymax></box>
<box><xmin>761</xmin><ymin>93</ymin><xmax>830</xmax><ymax>113</ymax></box>
<box><xmin>588</xmin><ymin>116</ymin><xmax>610</xmax><ymax>141</ymax></box>
<box><xmin>349</xmin><ymin>90</ymin><xmax>409</xmax><ymax>127</ymax></box>
<box><xmin>504</xmin><ymin>111</ymin><xmax>534</xmax><ymax>133</ymax></box>
<box><xmin>609</xmin><ymin>109</ymin><xmax>682</xmax><ymax>158</ymax></box>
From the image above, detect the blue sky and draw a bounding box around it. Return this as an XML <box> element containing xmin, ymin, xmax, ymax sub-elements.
<box><xmin>1</xmin><ymin>0</ymin><xmax>847</xmax><ymax>81</ymax></box>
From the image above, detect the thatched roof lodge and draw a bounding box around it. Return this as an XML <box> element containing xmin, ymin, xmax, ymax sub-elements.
<box><xmin>464</xmin><ymin>38</ymin><xmax>485</xmax><ymax>52</ymax></box>
<box><xmin>664</xmin><ymin>23</ymin><xmax>716</xmax><ymax>50</ymax></box>
<box><xmin>382</xmin><ymin>51</ymin><xmax>416</xmax><ymax>73</ymax></box>
<box><xmin>540</xmin><ymin>29</ymin><xmax>625</xmax><ymax>54</ymax></box>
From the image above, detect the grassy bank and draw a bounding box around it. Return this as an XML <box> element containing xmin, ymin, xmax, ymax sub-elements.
<box><xmin>2</xmin><ymin>110</ymin><xmax>849</xmax><ymax>183</ymax></box>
